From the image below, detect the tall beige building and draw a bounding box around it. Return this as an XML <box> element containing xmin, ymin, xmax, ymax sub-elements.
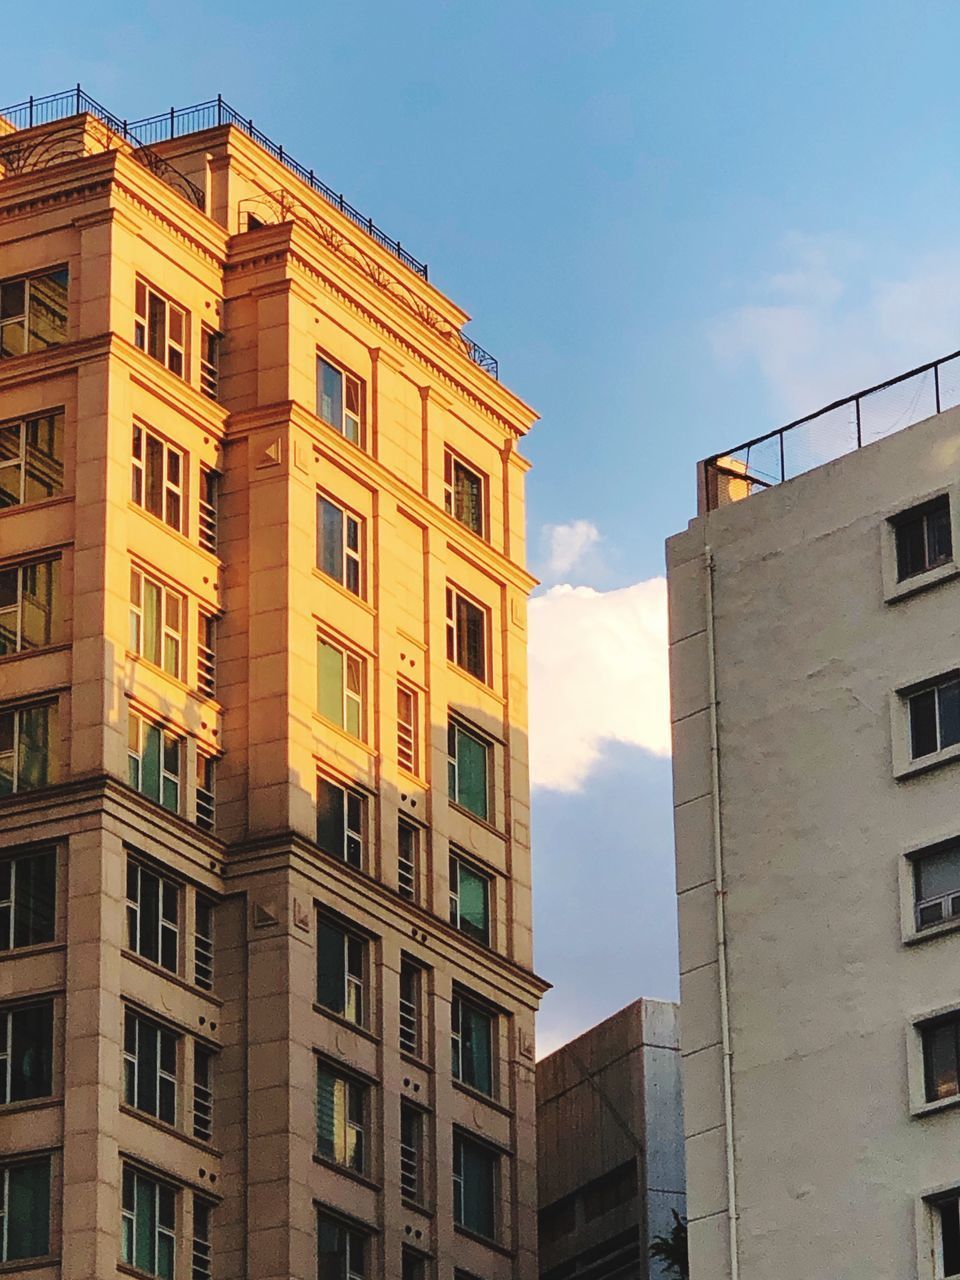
<box><xmin>0</xmin><ymin>87</ymin><xmax>546</xmax><ymax>1280</ymax></box>
<box><xmin>668</xmin><ymin>353</ymin><xmax>960</xmax><ymax>1279</ymax></box>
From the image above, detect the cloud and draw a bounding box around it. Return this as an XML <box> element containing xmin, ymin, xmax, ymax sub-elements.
<box><xmin>528</xmin><ymin>578</ymin><xmax>670</xmax><ymax>792</ymax></box>
<box><xmin>541</xmin><ymin>519</ymin><xmax>602</xmax><ymax>579</ymax></box>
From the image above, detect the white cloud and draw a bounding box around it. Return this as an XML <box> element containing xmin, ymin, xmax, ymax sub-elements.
<box><xmin>541</xmin><ymin>519</ymin><xmax>602</xmax><ymax>579</ymax></box>
<box><xmin>528</xmin><ymin>578</ymin><xmax>670</xmax><ymax>792</ymax></box>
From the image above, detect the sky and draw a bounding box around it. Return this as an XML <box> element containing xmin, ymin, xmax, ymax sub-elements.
<box><xmin>13</xmin><ymin>1</ymin><xmax>960</xmax><ymax>1054</ymax></box>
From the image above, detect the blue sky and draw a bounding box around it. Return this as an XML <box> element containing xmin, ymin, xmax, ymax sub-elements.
<box><xmin>14</xmin><ymin>1</ymin><xmax>960</xmax><ymax>1051</ymax></box>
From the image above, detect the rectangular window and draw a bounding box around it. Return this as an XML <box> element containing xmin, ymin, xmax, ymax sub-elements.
<box><xmin>123</xmin><ymin>1008</ymin><xmax>178</xmax><ymax>1125</ymax></box>
<box><xmin>936</xmin><ymin>1194</ymin><xmax>960</xmax><ymax>1278</ymax></box>
<box><xmin>0</xmin><ymin>1001</ymin><xmax>53</xmax><ymax>1103</ymax></box>
<box><xmin>400</xmin><ymin>1103</ymin><xmax>423</xmax><ymax>1203</ymax></box>
<box><xmin>317</xmin><ymin>356</ymin><xmax>362</xmax><ymax>446</ymax></box>
<box><xmin>403</xmin><ymin>1248</ymin><xmax>426</xmax><ymax>1280</ymax></box>
<box><xmin>399</xmin><ymin>957</ymin><xmax>422</xmax><ymax>1058</ymax></box>
<box><xmin>398</xmin><ymin>820</ymin><xmax>419</xmax><ymax>903</ymax></box>
<box><xmin>130</xmin><ymin>568</ymin><xmax>184</xmax><ymax>678</ymax></box>
<box><xmin>451</xmin><ymin>992</ymin><xmax>493</xmax><ymax>1096</ymax></box>
<box><xmin>121</xmin><ymin>1164</ymin><xmax>176</xmax><ymax>1280</ymax></box>
<box><xmin>135</xmin><ymin>279</ymin><xmax>187</xmax><ymax>379</ymax></box>
<box><xmin>199</xmin><ymin>325</ymin><xmax>220</xmax><ymax>401</ymax></box>
<box><xmin>448</xmin><ymin>721</ymin><xmax>490</xmax><ymax>821</ymax></box>
<box><xmin>193</xmin><ymin>1046</ymin><xmax>213</xmax><ymax>1143</ymax></box>
<box><xmin>192</xmin><ymin>1196</ymin><xmax>213</xmax><ymax>1280</ymax></box>
<box><xmin>909</xmin><ymin>676</ymin><xmax>960</xmax><ymax>759</ymax></box>
<box><xmin>317</xmin><ymin>1211</ymin><xmax>367</xmax><ymax>1280</ymax></box>
<box><xmin>894</xmin><ymin>496</ymin><xmax>952</xmax><ymax>581</ymax></box>
<box><xmin>444</xmin><ymin>452</ymin><xmax>485</xmax><ymax>538</ymax></box>
<box><xmin>0</xmin><ymin>268</ymin><xmax>68</xmax><ymax>358</ymax></box>
<box><xmin>194</xmin><ymin>897</ymin><xmax>215</xmax><ymax>991</ymax></box>
<box><xmin>0</xmin><ymin>1157</ymin><xmax>50</xmax><ymax>1262</ymax></box>
<box><xmin>128</xmin><ymin>712</ymin><xmax>182</xmax><ymax>813</ymax></box>
<box><xmin>0</xmin><ymin>700</ymin><xmax>57</xmax><ymax>795</ymax></box>
<box><xmin>317</xmin><ymin>637</ymin><xmax>364</xmax><ymax>738</ymax></box>
<box><xmin>914</xmin><ymin>842</ymin><xmax>960</xmax><ymax>929</ymax></box>
<box><xmin>132</xmin><ymin>424</ymin><xmax>184</xmax><ymax>533</ymax></box>
<box><xmin>317</xmin><ymin>778</ymin><xmax>364</xmax><ymax>868</ymax></box>
<box><xmin>196</xmin><ymin>755</ymin><xmax>215</xmax><ymax>833</ymax></box>
<box><xmin>316</xmin><ymin>1063</ymin><xmax>366</xmax><ymax>1173</ymax></box>
<box><xmin>453</xmin><ymin>1131</ymin><xmax>497</xmax><ymax>1240</ymax></box>
<box><xmin>317</xmin><ymin>496</ymin><xmax>362</xmax><ymax>596</ymax></box>
<box><xmin>198</xmin><ymin>612</ymin><xmax>216</xmax><ymax>699</ymax></box>
<box><xmin>449</xmin><ymin>856</ymin><xmax>491</xmax><ymax>946</ymax></box>
<box><xmin>446</xmin><ymin>587</ymin><xmax>488</xmax><ymax>683</ymax></box>
<box><xmin>923</xmin><ymin>1013</ymin><xmax>960</xmax><ymax>1103</ymax></box>
<box><xmin>0</xmin><ymin>557</ymin><xmax>59</xmax><ymax>655</ymax></box>
<box><xmin>0</xmin><ymin>410</ymin><xmax>64</xmax><ymax>510</ymax></box>
<box><xmin>316</xmin><ymin>916</ymin><xmax>365</xmax><ymax>1027</ymax></box>
<box><xmin>397</xmin><ymin>684</ymin><xmax>418</xmax><ymax>775</ymax></box>
<box><xmin>126</xmin><ymin>858</ymin><xmax>179</xmax><ymax>973</ymax></box>
<box><xmin>0</xmin><ymin>847</ymin><xmax>55</xmax><ymax>950</ymax></box>
<box><xmin>198</xmin><ymin>466</ymin><xmax>219</xmax><ymax>554</ymax></box>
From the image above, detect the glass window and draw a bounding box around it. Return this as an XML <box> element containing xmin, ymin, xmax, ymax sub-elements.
<box><xmin>192</xmin><ymin>1196</ymin><xmax>213</xmax><ymax>1280</ymax></box>
<box><xmin>317</xmin><ymin>357</ymin><xmax>362</xmax><ymax>446</ymax></box>
<box><xmin>126</xmin><ymin>858</ymin><xmax>179</xmax><ymax>974</ymax></box>
<box><xmin>135</xmin><ymin>279</ymin><xmax>187</xmax><ymax>379</ymax></box>
<box><xmin>924</xmin><ymin>1014</ymin><xmax>960</xmax><ymax>1102</ymax></box>
<box><xmin>397</xmin><ymin>684</ymin><xmax>418</xmax><ymax>775</ymax></box>
<box><xmin>0</xmin><ymin>268</ymin><xmax>68</xmax><ymax>358</ymax></box>
<box><xmin>316</xmin><ymin>1063</ymin><xmax>366</xmax><ymax>1172</ymax></box>
<box><xmin>938</xmin><ymin>1194</ymin><xmax>960</xmax><ymax>1278</ymax></box>
<box><xmin>453</xmin><ymin>1131</ymin><xmax>497</xmax><ymax>1240</ymax></box>
<box><xmin>0</xmin><ymin>410</ymin><xmax>64</xmax><ymax>510</ymax></box>
<box><xmin>451</xmin><ymin>993</ymin><xmax>493</xmax><ymax>1096</ymax></box>
<box><xmin>402</xmin><ymin>1247</ymin><xmax>426</xmax><ymax>1280</ymax></box>
<box><xmin>444</xmin><ymin>451</ymin><xmax>485</xmax><ymax>537</ymax></box>
<box><xmin>399</xmin><ymin>958</ymin><xmax>422</xmax><ymax>1058</ymax></box>
<box><xmin>317</xmin><ymin>778</ymin><xmax>364</xmax><ymax>868</ymax></box>
<box><xmin>0</xmin><ymin>1157</ymin><xmax>50</xmax><ymax>1262</ymax></box>
<box><xmin>200</xmin><ymin>326</ymin><xmax>220</xmax><ymax>401</ymax></box>
<box><xmin>398</xmin><ymin>820</ymin><xmax>419</xmax><ymax>903</ymax></box>
<box><xmin>132</xmin><ymin>424</ymin><xmax>185</xmax><ymax>532</ymax></box>
<box><xmin>446</xmin><ymin>587</ymin><xmax>488</xmax><ymax>682</ymax></box>
<box><xmin>914</xmin><ymin>842</ymin><xmax>960</xmax><ymax>929</ymax></box>
<box><xmin>196</xmin><ymin>755</ymin><xmax>215</xmax><ymax>833</ymax></box>
<box><xmin>316</xmin><ymin>916</ymin><xmax>365</xmax><ymax>1027</ymax></box>
<box><xmin>0</xmin><ymin>1001</ymin><xmax>53</xmax><ymax>1103</ymax></box>
<box><xmin>317</xmin><ymin>1210</ymin><xmax>367</xmax><ymax>1280</ymax></box>
<box><xmin>909</xmin><ymin>677</ymin><xmax>960</xmax><ymax>758</ymax></box>
<box><xmin>894</xmin><ymin>496</ymin><xmax>952</xmax><ymax>580</ymax></box>
<box><xmin>0</xmin><ymin>847</ymin><xmax>55</xmax><ymax>950</ymax></box>
<box><xmin>123</xmin><ymin>1008</ymin><xmax>178</xmax><ymax>1125</ymax></box>
<box><xmin>130</xmin><ymin>568</ymin><xmax>184</xmax><ymax>678</ymax></box>
<box><xmin>0</xmin><ymin>701</ymin><xmax>58</xmax><ymax>795</ymax></box>
<box><xmin>317</xmin><ymin>638</ymin><xmax>364</xmax><ymax>738</ymax></box>
<box><xmin>128</xmin><ymin>712</ymin><xmax>182</xmax><ymax>813</ymax></box>
<box><xmin>400</xmin><ymin>1103</ymin><xmax>423</xmax><ymax>1203</ymax></box>
<box><xmin>0</xmin><ymin>558</ymin><xmax>59</xmax><ymax>656</ymax></box>
<box><xmin>194</xmin><ymin>897</ymin><xmax>215</xmax><ymax>991</ymax></box>
<box><xmin>449</xmin><ymin>856</ymin><xmax>491</xmax><ymax>946</ymax></box>
<box><xmin>121</xmin><ymin>1165</ymin><xmax>176</xmax><ymax>1280</ymax></box>
<box><xmin>198</xmin><ymin>613</ymin><xmax>216</xmax><ymax>699</ymax></box>
<box><xmin>317</xmin><ymin>496</ymin><xmax>362</xmax><ymax>595</ymax></box>
<box><xmin>199</xmin><ymin>466</ymin><xmax>219</xmax><ymax>553</ymax></box>
<box><xmin>193</xmin><ymin>1046</ymin><xmax>213</xmax><ymax>1143</ymax></box>
<box><xmin>448</xmin><ymin>721</ymin><xmax>489</xmax><ymax>820</ymax></box>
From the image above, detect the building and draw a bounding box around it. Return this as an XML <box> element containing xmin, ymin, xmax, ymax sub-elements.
<box><xmin>0</xmin><ymin>87</ymin><xmax>547</xmax><ymax>1280</ymax></box>
<box><xmin>668</xmin><ymin>354</ymin><xmax>960</xmax><ymax>1278</ymax></box>
<box><xmin>536</xmin><ymin>1000</ymin><xmax>685</xmax><ymax>1280</ymax></box>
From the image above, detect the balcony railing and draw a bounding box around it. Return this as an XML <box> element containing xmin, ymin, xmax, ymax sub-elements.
<box><xmin>702</xmin><ymin>347</ymin><xmax>960</xmax><ymax>512</ymax></box>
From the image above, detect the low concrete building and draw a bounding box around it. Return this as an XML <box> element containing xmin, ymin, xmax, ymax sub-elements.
<box><xmin>536</xmin><ymin>1000</ymin><xmax>685</xmax><ymax>1280</ymax></box>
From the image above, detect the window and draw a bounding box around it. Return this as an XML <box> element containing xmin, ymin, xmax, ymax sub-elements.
<box><xmin>318</xmin><ymin>638</ymin><xmax>364</xmax><ymax>738</ymax></box>
<box><xmin>0</xmin><ymin>1157</ymin><xmax>50</xmax><ymax>1262</ymax></box>
<box><xmin>400</xmin><ymin>1103</ymin><xmax>423</xmax><ymax>1202</ymax></box>
<box><xmin>0</xmin><ymin>1002</ymin><xmax>53</xmax><ymax>1103</ymax></box>
<box><xmin>194</xmin><ymin>897</ymin><xmax>214</xmax><ymax>991</ymax></box>
<box><xmin>198</xmin><ymin>466</ymin><xmax>219</xmax><ymax>554</ymax></box>
<box><xmin>0</xmin><ymin>410</ymin><xmax>64</xmax><ymax>509</ymax></box>
<box><xmin>121</xmin><ymin>1165</ymin><xmax>176</xmax><ymax>1280</ymax></box>
<box><xmin>317</xmin><ymin>778</ymin><xmax>364</xmax><ymax>868</ymax></box>
<box><xmin>200</xmin><ymin>325</ymin><xmax>220</xmax><ymax>400</ymax></box>
<box><xmin>539</xmin><ymin>1195</ymin><xmax>576</xmax><ymax>1246</ymax></box>
<box><xmin>909</xmin><ymin>676</ymin><xmax>960</xmax><ymax>759</ymax></box>
<box><xmin>196</xmin><ymin>755</ymin><xmax>215</xmax><ymax>833</ymax></box>
<box><xmin>317</xmin><ymin>356</ymin><xmax>362</xmax><ymax>446</ymax></box>
<box><xmin>317</xmin><ymin>1211</ymin><xmax>367</xmax><ymax>1280</ymax></box>
<box><xmin>582</xmin><ymin>1161</ymin><xmax>638</xmax><ymax>1221</ymax></box>
<box><xmin>402</xmin><ymin>1248</ymin><xmax>426</xmax><ymax>1280</ymax></box>
<box><xmin>317</xmin><ymin>496</ymin><xmax>362</xmax><ymax>595</ymax></box>
<box><xmin>0</xmin><ymin>847</ymin><xmax>55</xmax><ymax>950</ymax></box>
<box><xmin>446</xmin><ymin>587</ymin><xmax>487</xmax><ymax>683</ymax></box>
<box><xmin>398</xmin><ymin>820</ymin><xmax>419</xmax><ymax>903</ymax></box>
<box><xmin>193</xmin><ymin>1046</ymin><xmax>213</xmax><ymax>1143</ymax></box>
<box><xmin>316</xmin><ymin>1063</ymin><xmax>366</xmax><ymax>1172</ymax></box>
<box><xmin>444</xmin><ymin>451</ymin><xmax>485</xmax><ymax>537</ymax></box>
<box><xmin>316</xmin><ymin>916</ymin><xmax>365</xmax><ymax>1026</ymax></box>
<box><xmin>126</xmin><ymin>859</ymin><xmax>179</xmax><ymax>973</ymax></box>
<box><xmin>914</xmin><ymin>842</ymin><xmax>960</xmax><ymax>929</ymax></box>
<box><xmin>399</xmin><ymin>958</ymin><xmax>422</xmax><ymax>1057</ymax></box>
<box><xmin>0</xmin><ymin>700</ymin><xmax>57</xmax><ymax>795</ymax></box>
<box><xmin>449</xmin><ymin>856</ymin><xmax>491</xmax><ymax>946</ymax></box>
<box><xmin>130</xmin><ymin>568</ymin><xmax>184</xmax><ymax>678</ymax></box>
<box><xmin>0</xmin><ymin>268</ymin><xmax>68</xmax><ymax>357</ymax></box>
<box><xmin>936</xmin><ymin>1193</ymin><xmax>960</xmax><ymax>1278</ymax></box>
<box><xmin>397</xmin><ymin>684</ymin><xmax>418</xmax><ymax>775</ymax></box>
<box><xmin>135</xmin><ymin>279</ymin><xmax>187</xmax><ymax>378</ymax></box>
<box><xmin>132</xmin><ymin>424</ymin><xmax>184</xmax><ymax>532</ymax></box>
<box><xmin>923</xmin><ymin>1013</ymin><xmax>960</xmax><ymax>1103</ymax></box>
<box><xmin>453</xmin><ymin>1131</ymin><xmax>497</xmax><ymax>1240</ymax></box>
<box><xmin>448</xmin><ymin>721</ymin><xmax>490</xmax><ymax>821</ymax></box>
<box><xmin>198</xmin><ymin>613</ymin><xmax>216</xmax><ymax>699</ymax></box>
<box><xmin>128</xmin><ymin>713</ymin><xmax>182</xmax><ymax>813</ymax></box>
<box><xmin>0</xmin><ymin>557</ymin><xmax>59</xmax><ymax>655</ymax></box>
<box><xmin>123</xmin><ymin>1008</ymin><xmax>178</xmax><ymax>1125</ymax></box>
<box><xmin>192</xmin><ymin>1197</ymin><xmax>213</xmax><ymax>1280</ymax></box>
<box><xmin>451</xmin><ymin>993</ymin><xmax>493</xmax><ymax>1096</ymax></box>
<box><xmin>894</xmin><ymin>496</ymin><xmax>952</xmax><ymax>581</ymax></box>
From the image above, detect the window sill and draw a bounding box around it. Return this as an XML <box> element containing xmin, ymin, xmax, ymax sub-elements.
<box><xmin>127</xmin><ymin>501</ymin><xmax>221</xmax><ymax>568</ymax></box>
<box><xmin>312</xmin><ymin>1003</ymin><xmax>380</xmax><ymax>1047</ymax></box>
<box><xmin>400</xmin><ymin>1051</ymin><xmax>434</xmax><ymax>1075</ymax></box>
<box><xmin>904</xmin><ymin>916</ymin><xmax>960</xmax><ymax>947</ymax></box>
<box><xmin>312</xmin><ymin>1153</ymin><xmax>380</xmax><ymax>1191</ymax></box>
<box><xmin>453</xmin><ymin>1225</ymin><xmax>513</xmax><ymax>1258</ymax></box>
<box><xmin>0</xmin><ymin>1094</ymin><xmax>59</xmax><ymax>1115</ymax></box>
<box><xmin>446</xmin><ymin>662</ymin><xmax>504</xmax><ymax>706</ymax></box>
<box><xmin>0</xmin><ymin>940</ymin><xmax>64</xmax><ymax>964</ymax></box>
<box><xmin>448</xmin><ymin>801</ymin><xmax>504</xmax><ymax>842</ymax></box>
<box><xmin>912</xmin><ymin>1092</ymin><xmax>960</xmax><ymax>1119</ymax></box>
<box><xmin>886</xmin><ymin>561</ymin><xmax>960</xmax><ymax>604</ymax></box>
<box><xmin>311</xmin><ymin>568</ymin><xmax>375</xmax><ymax>616</ymax></box>
<box><xmin>119</xmin><ymin>1102</ymin><xmax>222</xmax><ymax>1155</ymax></box>
<box><xmin>0</xmin><ymin>641</ymin><xmax>71</xmax><ymax>669</ymax></box>
<box><xmin>452</xmin><ymin>1078</ymin><xmax>513</xmax><ymax>1119</ymax></box>
<box><xmin>122</xmin><ymin>949</ymin><xmax>223</xmax><ymax>1009</ymax></box>
<box><xmin>0</xmin><ymin>1255</ymin><xmax>58</xmax><ymax>1274</ymax></box>
<box><xmin>0</xmin><ymin>493</ymin><xmax>72</xmax><ymax>523</ymax></box>
<box><xmin>895</xmin><ymin>742</ymin><xmax>960</xmax><ymax>781</ymax></box>
<box><xmin>401</xmin><ymin>1198</ymin><xmax>434</xmax><ymax>1219</ymax></box>
<box><xmin>312</xmin><ymin>712</ymin><xmax>376</xmax><ymax>757</ymax></box>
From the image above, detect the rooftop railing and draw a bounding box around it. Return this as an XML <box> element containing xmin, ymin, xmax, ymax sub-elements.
<box><xmin>701</xmin><ymin>347</ymin><xmax>960</xmax><ymax>512</ymax></box>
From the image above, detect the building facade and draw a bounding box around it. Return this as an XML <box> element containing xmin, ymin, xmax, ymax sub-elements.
<box><xmin>668</xmin><ymin>359</ymin><xmax>960</xmax><ymax>1278</ymax></box>
<box><xmin>536</xmin><ymin>1000</ymin><xmax>684</xmax><ymax>1280</ymax></box>
<box><xmin>0</xmin><ymin>89</ymin><xmax>546</xmax><ymax>1280</ymax></box>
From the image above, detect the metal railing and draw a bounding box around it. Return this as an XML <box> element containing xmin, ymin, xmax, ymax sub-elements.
<box><xmin>702</xmin><ymin>348</ymin><xmax>960</xmax><ymax>512</ymax></box>
<box><xmin>399</xmin><ymin>996</ymin><xmax>419</xmax><ymax>1056</ymax></box>
<box><xmin>461</xmin><ymin>336</ymin><xmax>498</xmax><ymax>380</ymax></box>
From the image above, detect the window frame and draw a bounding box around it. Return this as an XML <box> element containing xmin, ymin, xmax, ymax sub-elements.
<box><xmin>0</xmin><ymin>266</ymin><xmax>69</xmax><ymax>359</ymax></box>
<box><xmin>399</xmin><ymin>956</ymin><xmax>423</xmax><ymax>1059</ymax></box>
<box><xmin>0</xmin><ymin>555</ymin><xmax>60</xmax><ymax>656</ymax></box>
<box><xmin>892</xmin><ymin>495</ymin><xmax>953</xmax><ymax>582</ymax></box>
<box><xmin>316</xmin><ymin>913</ymin><xmax>367</xmax><ymax>1028</ymax></box>
<box><xmin>316</xmin><ymin>353</ymin><xmax>364</xmax><ymax>447</ymax></box>
<box><xmin>199</xmin><ymin>324</ymin><xmax>220</xmax><ymax>401</ymax></box>
<box><xmin>400</xmin><ymin>1101</ymin><xmax>424</xmax><ymax>1204</ymax></box>
<box><xmin>0</xmin><ymin>846</ymin><xmax>56</xmax><ymax>952</ymax></box>
<box><xmin>397</xmin><ymin>682</ymin><xmax>419</xmax><ymax>776</ymax></box>
<box><xmin>316</xmin><ymin>1059</ymin><xmax>368</xmax><ymax>1174</ymax></box>
<box><xmin>397</xmin><ymin>819</ymin><xmax>420</xmax><ymax>903</ymax></box>
<box><xmin>316</xmin><ymin>776</ymin><xmax>366</xmax><ymax>869</ymax></box>
<box><xmin>126</xmin><ymin>856</ymin><xmax>180</xmax><ymax>975</ymax></box>
<box><xmin>0</xmin><ymin>1155</ymin><xmax>51</xmax><ymax>1263</ymax></box>
<box><xmin>132</xmin><ymin>422</ymin><xmax>185</xmax><ymax>534</ymax></box>
<box><xmin>0</xmin><ymin>1000</ymin><xmax>54</xmax><ymax>1105</ymax></box>
<box><xmin>123</xmin><ymin>1006</ymin><xmax>179</xmax><ymax>1127</ymax></box>
<box><xmin>444</xmin><ymin>449</ymin><xmax>486</xmax><ymax>539</ymax></box>
<box><xmin>0</xmin><ymin>409</ymin><xmax>65</xmax><ymax>510</ymax></box>
<box><xmin>445</xmin><ymin>585</ymin><xmax>489</xmax><ymax>684</ymax></box>
<box><xmin>317</xmin><ymin>635</ymin><xmax>365</xmax><ymax>740</ymax></box>
<box><xmin>0</xmin><ymin>699</ymin><xmax>58</xmax><ymax>796</ymax></box>
<box><xmin>451</xmin><ymin>989</ymin><xmax>495</xmax><ymax>1098</ymax></box>
<box><xmin>127</xmin><ymin>711</ymin><xmax>183</xmax><ymax>814</ymax></box>
<box><xmin>135</xmin><ymin>277</ymin><xmax>188</xmax><ymax>380</ymax></box>
<box><xmin>317</xmin><ymin>1208</ymin><xmax>368</xmax><ymax>1280</ymax></box>
<box><xmin>447</xmin><ymin>719</ymin><xmax>491</xmax><ymax>822</ymax></box>
<box><xmin>452</xmin><ymin>1128</ymin><xmax>499</xmax><ymax>1242</ymax></box>
<box><xmin>317</xmin><ymin>493</ymin><xmax>364</xmax><ymax>597</ymax></box>
<box><xmin>121</xmin><ymin>1163</ymin><xmax>177</xmax><ymax>1280</ymax></box>
<box><xmin>449</xmin><ymin>853</ymin><xmax>492</xmax><ymax>947</ymax></box>
<box><xmin>129</xmin><ymin>565</ymin><xmax>185</xmax><ymax>680</ymax></box>
<box><xmin>193</xmin><ymin>1044</ymin><xmax>214</xmax><ymax>1144</ymax></box>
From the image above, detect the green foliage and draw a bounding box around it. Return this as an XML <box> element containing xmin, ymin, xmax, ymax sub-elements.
<box><xmin>649</xmin><ymin>1210</ymin><xmax>689</xmax><ymax>1280</ymax></box>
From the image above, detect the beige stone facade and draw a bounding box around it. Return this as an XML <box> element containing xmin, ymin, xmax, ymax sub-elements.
<box><xmin>0</xmin><ymin>98</ymin><xmax>546</xmax><ymax>1280</ymax></box>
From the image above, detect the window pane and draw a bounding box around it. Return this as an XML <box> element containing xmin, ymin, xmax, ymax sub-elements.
<box><xmin>319</xmin><ymin>359</ymin><xmax>343</xmax><ymax>428</ymax></box>
<box><xmin>0</xmin><ymin>280</ymin><xmax>25</xmax><ymax>319</ymax></box>
<box><xmin>929</xmin><ymin>503</ymin><xmax>953</xmax><ymax>566</ymax></box>
<box><xmin>135</xmin><ymin>1174</ymin><xmax>157</xmax><ymax>1273</ymax></box>
<box><xmin>317</xmin><ymin>919</ymin><xmax>346</xmax><ymax>1015</ymax></box>
<box><xmin>459</xmin><ymin>1137</ymin><xmax>495</xmax><ymax>1238</ymax></box>
<box><xmin>318</xmin><ymin>640</ymin><xmax>345</xmax><ymax>727</ymax></box>
<box><xmin>457</xmin><ymin>597</ymin><xmax>486</xmax><ymax>681</ymax></box>
<box><xmin>925</xmin><ymin>1021</ymin><xmax>960</xmax><ymax>1101</ymax></box>
<box><xmin>316</xmin><ymin>1066</ymin><xmax>340</xmax><ymax>1160</ymax></box>
<box><xmin>317</xmin><ymin>779</ymin><xmax>345</xmax><ymax>858</ymax></box>
<box><xmin>910</xmin><ymin>688</ymin><xmax>938</xmax><ymax>758</ymax></box>
<box><xmin>10</xmin><ymin>1002</ymin><xmax>53</xmax><ymax>1100</ymax></box>
<box><xmin>917</xmin><ymin>845</ymin><xmax>960</xmax><ymax>903</ymax></box>
<box><xmin>457</xmin><ymin>864</ymin><xmax>489</xmax><ymax>944</ymax></box>
<box><xmin>463</xmin><ymin>1002</ymin><xmax>493</xmax><ymax>1093</ymax></box>
<box><xmin>18</xmin><ymin>704</ymin><xmax>53</xmax><ymax>791</ymax></box>
<box><xmin>319</xmin><ymin>499</ymin><xmax>344</xmax><ymax>583</ymax></box>
<box><xmin>6</xmin><ymin>1158</ymin><xmax>50</xmax><ymax>1260</ymax></box>
<box><xmin>12</xmin><ymin>849</ymin><xmax>55</xmax><ymax>947</ymax></box>
<box><xmin>145</xmin><ymin>435</ymin><xmax>164</xmax><ymax>518</ymax></box>
<box><xmin>942</xmin><ymin>1197</ymin><xmax>960</xmax><ymax>1278</ymax></box>
<box><xmin>941</xmin><ymin>681</ymin><xmax>960</xmax><ymax>751</ymax></box>
<box><xmin>141</xmin><ymin>723</ymin><xmax>161</xmax><ymax>801</ymax></box>
<box><xmin>24</xmin><ymin>413</ymin><xmax>64</xmax><ymax>504</ymax></box>
<box><xmin>28</xmin><ymin>271</ymin><xmax>68</xmax><ymax>349</ymax></box>
<box><xmin>456</xmin><ymin>729</ymin><xmax>488</xmax><ymax>820</ymax></box>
